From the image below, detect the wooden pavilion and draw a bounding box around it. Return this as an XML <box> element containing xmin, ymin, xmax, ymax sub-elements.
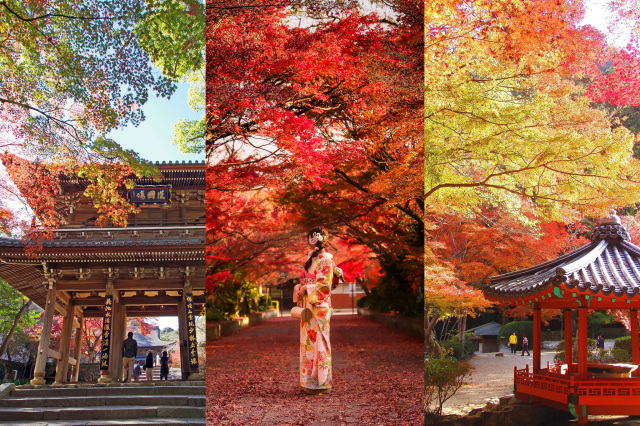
<box><xmin>484</xmin><ymin>213</ymin><xmax>640</xmax><ymax>424</ymax></box>
<box><xmin>0</xmin><ymin>161</ymin><xmax>206</xmax><ymax>385</ymax></box>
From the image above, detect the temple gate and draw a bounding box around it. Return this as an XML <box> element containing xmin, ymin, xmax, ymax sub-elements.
<box><xmin>0</xmin><ymin>161</ymin><xmax>206</xmax><ymax>384</ymax></box>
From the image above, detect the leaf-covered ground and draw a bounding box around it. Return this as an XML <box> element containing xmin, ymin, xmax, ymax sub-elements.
<box><xmin>206</xmin><ymin>315</ymin><xmax>422</xmax><ymax>425</ymax></box>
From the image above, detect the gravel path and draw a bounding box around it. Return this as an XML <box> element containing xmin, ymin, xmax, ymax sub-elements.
<box><xmin>441</xmin><ymin>346</ymin><xmax>557</xmax><ymax>416</ymax></box>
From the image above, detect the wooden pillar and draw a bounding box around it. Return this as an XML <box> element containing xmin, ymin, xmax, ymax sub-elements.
<box><xmin>110</xmin><ymin>295</ymin><xmax>125</xmax><ymax>382</ymax></box>
<box><xmin>631</xmin><ymin>309</ymin><xmax>639</xmax><ymax>365</ymax></box>
<box><xmin>54</xmin><ymin>305</ymin><xmax>75</xmax><ymax>384</ymax></box>
<box><xmin>564</xmin><ymin>309</ymin><xmax>573</xmax><ymax>370</ymax></box>
<box><xmin>177</xmin><ymin>294</ymin><xmax>189</xmax><ymax>380</ymax></box>
<box><xmin>31</xmin><ymin>275</ymin><xmax>57</xmax><ymax>385</ymax></box>
<box><xmin>533</xmin><ymin>306</ymin><xmax>541</xmax><ymax>373</ymax></box>
<box><xmin>578</xmin><ymin>305</ymin><xmax>588</xmax><ymax>379</ymax></box>
<box><xmin>98</xmin><ymin>276</ymin><xmax>116</xmax><ymax>383</ymax></box>
<box><xmin>72</xmin><ymin>311</ymin><xmax>84</xmax><ymax>382</ymax></box>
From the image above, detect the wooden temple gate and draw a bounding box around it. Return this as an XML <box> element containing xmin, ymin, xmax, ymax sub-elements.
<box><xmin>485</xmin><ymin>212</ymin><xmax>640</xmax><ymax>424</ymax></box>
<box><xmin>0</xmin><ymin>161</ymin><xmax>206</xmax><ymax>384</ymax></box>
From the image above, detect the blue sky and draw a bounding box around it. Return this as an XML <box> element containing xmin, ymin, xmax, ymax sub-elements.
<box><xmin>107</xmin><ymin>82</ymin><xmax>203</xmax><ymax>163</ymax></box>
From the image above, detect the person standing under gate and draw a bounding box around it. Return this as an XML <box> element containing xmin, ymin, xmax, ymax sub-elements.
<box><xmin>509</xmin><ymin>332</ymin><xmax>518</xmax><ymax>354</ymax></box>
<box><xmin>145</xmin><ymin>350</ymin><xmax>154</xmax><ymax>381</ymax></box>
<box><xmin>122</xmin><ymin>331</ymin><xmax>138</xmax><ymax>382</ymax></box>
<box><xmin>160</xmin><ymin>350</ymin><xmax>170</xmax><ymax>381</ymax></box>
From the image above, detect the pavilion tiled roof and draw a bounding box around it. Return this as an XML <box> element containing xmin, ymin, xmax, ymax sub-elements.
<box><xmin>486</xmin><ymin>214</ymin><xmax>640</xmax><ymax>299</ymax></box>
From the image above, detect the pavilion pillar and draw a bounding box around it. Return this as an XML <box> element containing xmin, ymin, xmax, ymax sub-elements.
<box><xmin>31</xmin><ymin>273</ymin><xmax>58</xmax><ymax>385</ymax></box>
<box><xmin>533</xmin><ymin>306</ymin><xmax>541</xmax><ymax>373</ymax></box>
<box><xmin>72</xmin><ymin>311</ymin><xmax>84</xmax><ymax>382</ymax></box>
<box><xmin>631</xmin><ymin>309</ymin><xmax>639</xmax><ymax>365</ymax></box>
<box><xmin>578</xmin><ymin>305</ymin><xmax>588</xmax><ymax>379</ymax></box>
<box><xmin>54</xmin><ymin>304</ymin><xmax>75</xmax><ymax>384</ymax></box>
<box><xmin>564</xmin><ymin>309</ymin><xmax>573</xmax><ymax>370</ymax></box>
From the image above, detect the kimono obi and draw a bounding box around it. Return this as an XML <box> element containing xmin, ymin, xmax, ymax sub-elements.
<box><xmin>300</xmin><ymin>272</ymin><xmax>315</xmax><ymax>286</ymax></box>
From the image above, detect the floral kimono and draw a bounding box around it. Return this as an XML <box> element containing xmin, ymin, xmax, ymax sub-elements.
<box><xmin>298</xmin><ymin>252</ymin><xmax>339</xmax><ymax>391</ymax></box>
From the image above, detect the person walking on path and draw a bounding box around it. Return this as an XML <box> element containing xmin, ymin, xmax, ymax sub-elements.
<box><xmin>521</xmin><ymin>333</ymin><xmax>530</xmax><ymax>356</ymax></box>
<box><xmin>145</xmin><ymin>351</ymin><xmax>154</xmax><ymax>381</ymax></box>
<box><xmin>122</xmin><ymin>331</ymin><xmax>138</xmax><ymax>382</ymax></box>
<box><xmin>156</xmin><ymin>351</ymin><xmax>161</xmax><ymax>367</ymax></box>
<box><xmin>509</xmin><ymin>332</ymin><xmax>518</xmax><ymax>354</ymax></box>
<box><xmin>160</xmin><ymin>350</ymin><xmax>170</xmax><ymax>381</ymax></box>
<box><xmin>293</xmin><ymin>226</ymin><xmax>344</xmax><ymax>395</ymax></box>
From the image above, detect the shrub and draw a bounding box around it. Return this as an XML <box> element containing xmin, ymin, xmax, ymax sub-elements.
<box><xmin>207</xmin><ymin>278</ymin><xmax>261</xmax><ymax>320</ymax></box>
<box><xmin>360</xmin><ymin>261</ymin><xmax>423</xmax><ymax>318</ymax></box>
<box><xmin>614</xmin><ymin>336</ymin><xmax>634</xmax><ymax>354</ymax></box>
<box><xmin>612</xmin><ymin>348</ymin><xmax>632</xmax><ymax>362</ymax></box>
<box><xmin>440</xmin><ymin>337</ymin><xmax>475</xmax><ymax>360</ymax></box>
<box><xmin>498</xmin><ymin>321</ymin><xmax>534</xmax><ymax>349</ymax></box>
<box><xmin>424</xmin><ymin>352</ymin><xmax>472</xmax><ymax>425</ymax></box>
<box><xmin>356</xmin><ymin>295</ymin><xmax>368</xmax><ymax>308</ymax></box>
<box><xmin>553</xmin><ymin>338</ymin><xmax>626</xmax><ymax>363</ymax></box>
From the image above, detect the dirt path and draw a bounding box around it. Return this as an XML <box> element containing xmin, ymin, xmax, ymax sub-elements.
<box><xmin>206</xmin><ymin>315</ymin><xmax>422</xmax><ymax>425</ymax></box>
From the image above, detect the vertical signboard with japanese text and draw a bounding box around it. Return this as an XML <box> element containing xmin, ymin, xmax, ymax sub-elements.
<box><xmin>185</xmin><ymin>293</ymin><xmax>199</xmax><ymax>370</ymax></box>
<box><xmin>100</xmin><ymin>295</ymin><xmax>113</xmax><ymax>371</ymax></box>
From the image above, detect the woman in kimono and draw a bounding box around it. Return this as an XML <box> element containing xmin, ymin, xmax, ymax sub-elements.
<box><xmin>293</xmin><ymin>226</ymin><xmax>343</xmax><ymax>395</ymax></box>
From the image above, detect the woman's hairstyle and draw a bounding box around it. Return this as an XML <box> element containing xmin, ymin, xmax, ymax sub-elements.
<box><xmin>304</xmin><ymin>226</ymin><xmax>329</xmax><ymax>272</ymax></box>
<box><xmin>162</xmin><ymin>350</ymin><xmax>168</xmax><ymax>357</ymax></box>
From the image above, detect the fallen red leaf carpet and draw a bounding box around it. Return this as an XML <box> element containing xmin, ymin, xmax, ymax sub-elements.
<box><xmin>206</xmin><ymin>314</ymin><xmax>422</xmax><ymax>425</ymax></box>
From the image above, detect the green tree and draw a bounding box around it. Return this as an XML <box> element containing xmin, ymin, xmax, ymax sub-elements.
<box><xmin>0</xmin><ymin>280</ymin><xmax>39</xmax><ymax>358</ymax></box>
<box><xmin>171</xmin><ymin>68</ymin><xmax>205</xmax><ymax>154</ymax></box>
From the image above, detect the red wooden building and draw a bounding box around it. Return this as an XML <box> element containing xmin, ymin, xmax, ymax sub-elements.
<box><xmin>484</xmin><ymin>213</ymin><xmax>640</xmax><ymax>424</ymax></box>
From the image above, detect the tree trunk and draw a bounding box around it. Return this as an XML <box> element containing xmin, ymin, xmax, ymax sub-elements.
<box><xmin>458</xmin><ymin>314</ymin><xmax>467</xmax><ymax>342</ymax></box>
<box><xmin>0</xmin><ymin>300</ymin><xmax>32</xmax><ymax>358</ymax></box>
<box><xmin>425</xmin><ymin>308</ymin><xmax>441</xmax><ymax>357</ymax></box>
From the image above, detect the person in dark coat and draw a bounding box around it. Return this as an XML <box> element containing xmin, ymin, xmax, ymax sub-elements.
<box><xmin>145</xmin><ymin>351</ymin><xmax>154</xmax><ymax>381</ymax></box>
<box><xmin>160</xmin><ymin>350</ymin><xmax>170</xmax><ymax>381</ymax></box>
<box><xmin>122</xmin><ymin>331</ymin><xmax>137</xmax><ymax>382</ymax></box>
<box><xmin>597</xmin><ymin>334</ymin><xmax>605</xmax><ymax>349</ymax></box>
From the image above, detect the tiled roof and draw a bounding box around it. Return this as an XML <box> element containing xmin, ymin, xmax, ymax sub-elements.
<box><xmin>486</xmin><ymin>215</ymin><xmax>640</xmax><ymax>299</ymax></box>
<box><xmin>467</xmin><ymin>321</ymin><xmax>503</xmax><ymax>336</ymax></box>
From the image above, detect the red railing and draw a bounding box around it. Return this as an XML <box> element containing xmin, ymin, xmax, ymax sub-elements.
<box><xmin>515</xmin><ymin>364</ymin><xmax>640</xmax><ymax>406</ymax></box>
<box><xmin>514</xmin><ymin>365</ymin><xmax>573</xmax><ymax>403</ymax></box>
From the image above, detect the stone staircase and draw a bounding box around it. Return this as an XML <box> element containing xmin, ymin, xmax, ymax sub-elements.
<box><xmin>0</xmin><ymin>381</ymin><xmax>205</xmax><ymax>425</ymax></box>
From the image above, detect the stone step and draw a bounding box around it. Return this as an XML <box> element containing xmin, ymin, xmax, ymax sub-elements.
<box><xmin>11</xmin><ymin>385</ymin><xmax>205</xmax><ymax>398</ymax></box>
<box><xmin>0</xmin><ymin>417</ymin><xmax>206</xmax><ymax>425</ymax></box>
<box><xmin>0</xmin><ymin>395</ymin><xmax>205</xmax><ymax>408</ymax></box>
<box><xmin>0</xmin><ymin>405</ymin><xmax>205</xmax><ymax>422</ymax></box>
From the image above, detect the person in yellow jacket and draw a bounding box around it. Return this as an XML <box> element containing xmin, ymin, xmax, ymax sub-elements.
<box><xmin>509</xmin><ymin>332</ymin><xmax>518</xmax><ymax>354</ymax></box>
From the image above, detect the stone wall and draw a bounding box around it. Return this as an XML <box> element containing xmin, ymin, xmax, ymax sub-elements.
<box><xmin>434</xmin><ymin>396</ymin><xmax>574</xmax><ymax>426</ymax></box>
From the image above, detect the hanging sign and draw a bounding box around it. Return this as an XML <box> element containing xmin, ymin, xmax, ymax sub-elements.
<box><xmin>185</xmin><ymin>293</ymin><xmax>199</xmax><ymax>370</ymax></box>
<box><xmin>100</xmin><ymin>295</ymin><xmax>113</xmax><ymax>371</ymax></box>
<box><xmin>128</xmin><ymin>186</ymin><xmax>171</xmax><ymax>205</ymax></box>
